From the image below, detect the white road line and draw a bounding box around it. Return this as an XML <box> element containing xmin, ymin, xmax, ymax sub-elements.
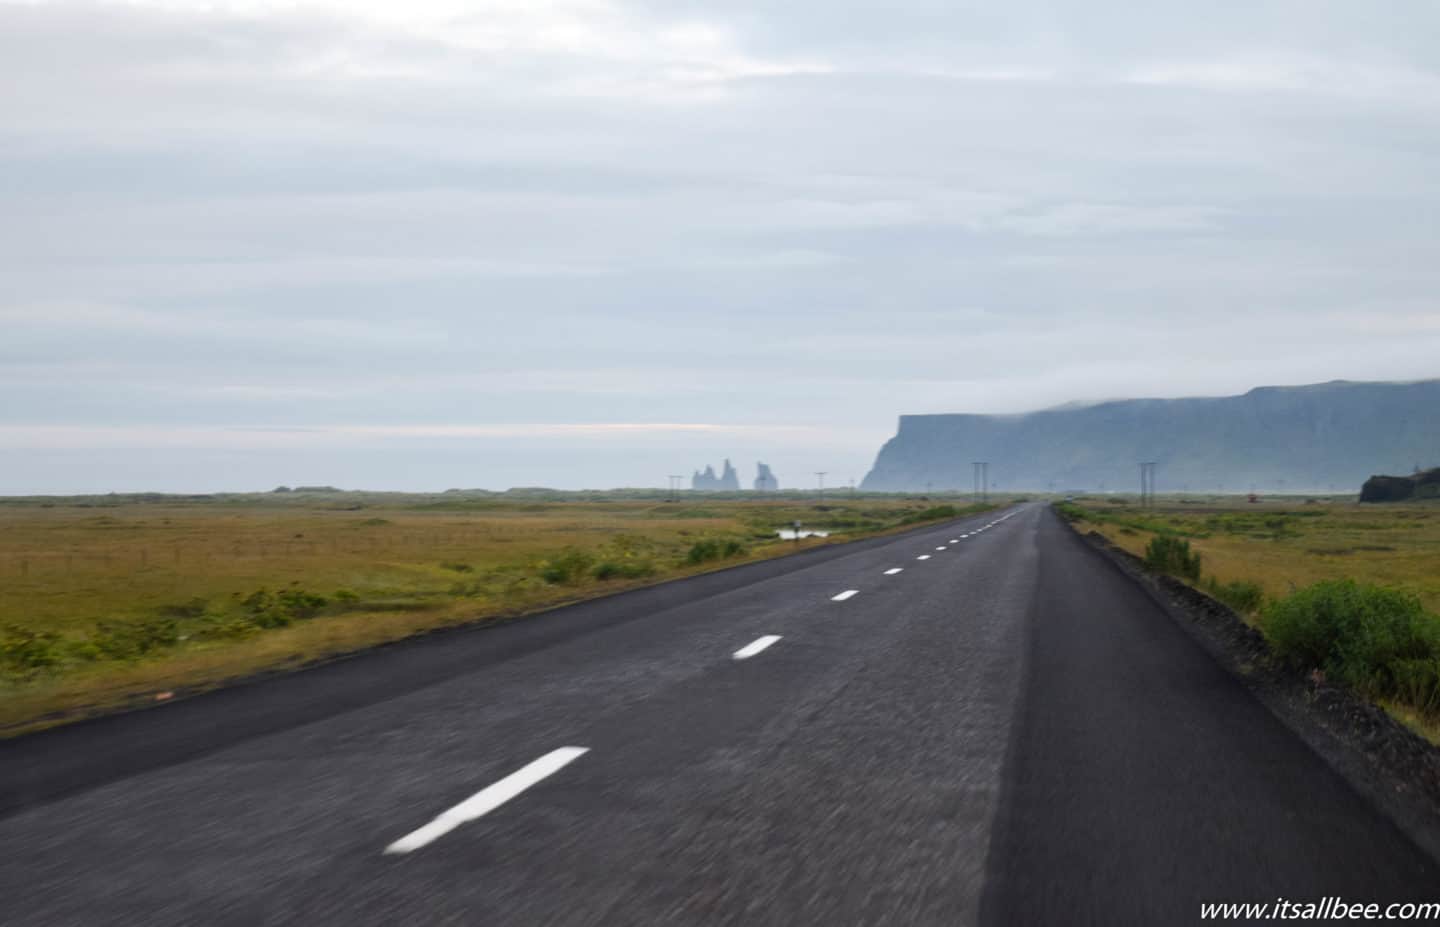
<box><xmin>383</xmin><ymin>747</ymin><xmax>589</xmax><ymax>855</ymax></box>
<box><xmin>884</xmin><ymin>567</ymin><xmax>903</xmax><ymax>575</ymax></box>
<box><xmin>733</xmin><ymin>635</ymin><xmax>782</xmax><ymax>660</ymax></box>
<box><xmin>949</xmin><ymin>539</ymin><xmax>959</xmax><ymax>544</ymax></box>
<box><xmin>935</xmin><ymin>545</ymin><xmax>947</xmax><ymax>551</ymax></box>
<box><xmin>916</xmin><ymin>554</ymin><xmax>931</xmax><ymax>560</ymax></box>
<box><xmin>831</xmin><ymin>589</ymin><xmax>859</xmax><ymax>601</ymax></box>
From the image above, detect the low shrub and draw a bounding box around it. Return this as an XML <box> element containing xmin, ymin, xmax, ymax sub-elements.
<box><xmin>686</xmin><ymin>539</ymin><xmax>723</xmax><ymax>564</ymax></box>
<box><xmin>1054</xmin><ymin>502</ymin><xmax>1087</xmax><ymax>523</ymax></box>
<box><xmin>685</xmin><ymin>538</ymin><xmax>748</xmax><ymax>565</ymax></box>
<box><xmin>239</xmin><ymin>587</ymin><xmax>329</xmax><ymax>627</ymax></box>
<box><xmin>1261</xmin><ymin>579</ymin><xmax>1440</xmax><ymax>701</ymax></box>
<box><xmin>0</xmin><ymin>625</ymin><xmax>64</xmax><ymax>674</ymax></box>
<box><xmin>538</xmin><ymin>547</ymin><xmax>594</xmax><ymax>584</ymax></box>
<box><xmin>1144</xmin><ymin>534</ymin><xmax>1201</xmax><ymax>582</ymax></box>
<box><xmin>1204</xmin><ymin>577</ymin><xmax>1264</xmax><ymax>614</ymax></box>
<box><xmin>93</xmin><ymin>617</ymin><xmax>180</xmax><ymax>661</ymax></box>
<box><xmin>1394</xmin><ymin>659</ymin><xmax>1440</xmax><ymax>717</ymax></box>
<box><xmin>899</xmin><ymin>505</ymin><xmax>959</xmax><ymax>525</ymax></box>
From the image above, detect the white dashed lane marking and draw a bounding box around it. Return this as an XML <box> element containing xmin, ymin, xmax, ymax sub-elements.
<box><xmin>831</xmin><ymin>590</ymin><xmax>859</xmax><ymax>601</ymax></box>
<box><xmin>733</xmin><ymin>635</ymin><xmax>782</xmax><ymax>660</ymax></box>
<box><xmin>884</xmin><ymin>568</ymin><xmax>903</xmax><ymax>575</ymax></box>
<box><xmin>916</xmin><ymin>554</ymin><xmax>931</xmax><ymax>561</ymax></box>
<box><xmin>384</xmin><ymin>747</ymin><xmax>589</xmax><ymax>855</ymax></box>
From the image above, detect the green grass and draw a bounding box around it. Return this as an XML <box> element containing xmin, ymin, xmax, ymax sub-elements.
<box><xmin>0</xmin><ymin>490</ymin><xmax>992</xmax><ymax>734</ymax></box>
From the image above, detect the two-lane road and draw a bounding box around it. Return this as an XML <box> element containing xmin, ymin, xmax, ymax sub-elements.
<box><xmin>1</xmin><ymin>505</ymin><xmax>1434</xmax><ymax>925</ymax></box>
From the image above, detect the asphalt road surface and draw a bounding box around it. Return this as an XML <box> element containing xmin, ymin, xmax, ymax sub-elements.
<box><xmin>1</xmin><ymin>504</ymin><xmax>1436</xmax><ymax>925</ymax></box>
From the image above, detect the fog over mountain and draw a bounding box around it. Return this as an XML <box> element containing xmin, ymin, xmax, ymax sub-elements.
<box><xmin>861</xmin><ymin>380</ymin><xmax>1440</xmax><ymax>494</ymax></box>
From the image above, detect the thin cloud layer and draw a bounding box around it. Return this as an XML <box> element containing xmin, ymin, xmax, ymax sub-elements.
<box><xmin>3</xmin><ymin>0</ymin><xmax>1439</xmax><ymax>491</ymax></box>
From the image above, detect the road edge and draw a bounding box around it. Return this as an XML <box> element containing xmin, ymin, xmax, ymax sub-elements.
<box><xmin>1055</xmin><ymin>506</ymin><xmax>1440</xmax><ymax>865</ymax></box>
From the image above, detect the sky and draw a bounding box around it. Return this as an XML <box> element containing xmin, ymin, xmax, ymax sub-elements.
<box><xmin>3</xmin><ymin>0</ymin><xmax>1439</xmax><ymax>493</ymax></box>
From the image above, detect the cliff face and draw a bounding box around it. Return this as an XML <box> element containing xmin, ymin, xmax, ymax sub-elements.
<box><xmin>860</xmin><ymin>379</ymin><xmax>1440</xmax><ymax>493</ymax></box>
<box><xmin>1361</xmin><ymin>468</ymin><xmax>1440</xmax><ymax>502</ymax></box>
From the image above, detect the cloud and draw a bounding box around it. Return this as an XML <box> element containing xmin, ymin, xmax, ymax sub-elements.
<box><xmin>3</xmin><ymin>0</ymin><xmax>1440</xmax><ymax>490</ymax></box>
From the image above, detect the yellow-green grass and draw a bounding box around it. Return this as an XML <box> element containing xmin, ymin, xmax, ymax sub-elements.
<box><xmin>1064</xmin><ymin>496</ymin><xmax>1440</xmax><ymax>740</ymax></box>
<box><xmin>0</xmin><ymin>492</ymin><xmax>988</xmax><ymax>734</ymax></box>
<box><xmin>1066</xmin><ymin>497</ymin><xmax>1440</xmax><ymax>616</ymax></box>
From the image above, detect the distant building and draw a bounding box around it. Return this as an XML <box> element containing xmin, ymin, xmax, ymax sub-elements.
<box><xmin>754</xmin><ymin>462</ymin><xmax>780</xmax><ymax>491</ymax></box>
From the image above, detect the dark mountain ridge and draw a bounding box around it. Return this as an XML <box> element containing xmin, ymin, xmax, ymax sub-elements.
<box><xmin>860</xmin><ymin>379</ymin><xmax>1440</xmax><ymax>493</ymax></box>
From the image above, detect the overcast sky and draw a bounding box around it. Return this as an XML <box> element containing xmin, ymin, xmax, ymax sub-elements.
<box><xmin>4</xmin><ymin>0</ymin><xmax>1439</xmax><ymax>493</ymax></box>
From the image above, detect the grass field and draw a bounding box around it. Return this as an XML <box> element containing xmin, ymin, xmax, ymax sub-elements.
<box><xmin>0</xmin><ymin>489</ymin><xmax>990</xmax><ymax>735</ymax></box>
<box><xmin>1062</xmin><ymin>496</ymin><xmax>1440</xmax><ymax>615</ymax></box>
<box><xmin>1061</xmin><ymin>495</ymin><xmax>1440</xmax><ymax>738</ymax></box>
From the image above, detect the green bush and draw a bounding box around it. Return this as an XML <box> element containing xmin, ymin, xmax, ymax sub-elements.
<box><xmin>686</xmin><ymin>539</ymin><xmax>723</xmax><ymax>564</ymax></box>
<box><xmin>1204</xmin><ymin>577</ymin><xmax>1264</xmax><ymax>614</ymax></box>
<box><xmin>1048</xmin><ymin>503</ymin><xmax>1082</xmax><ymax>523</ymax></box>
<box><xmin>1261</xmin><ymin>579</ymin><xmax>1440</xmax><ymax>699</ymax></box>
<box><xmin>1394</xmin><ymin>659</ymin><xmax>1440</xmax><ymax>716</ymax></box>
<box><xmin>538</xmin><ymin>547</ymin><xmax>595</xmax><ymax>584</ymax></box>
<box><xmin>685</xmin><ymin>538</ymin><xmax>748</xmax><ymax>565</ymax></box>
<box><xmin>0</xmin><ymin>625</ymin><xmax>64</xmax><ymax>674</ymax></box>
<box><xmin>93</xmin><ymin>617</ymin><xmax>180</xmax><ymax>661</ymax></box>
<box><xmin>899</xmin><ymin>505</ymin><xmax>959</xmax><ymax>525</ymax></box>
<box><xmin>276</xmin><ymin>589</ymin><xmax>327</xmax><ymax>617</ymax></box>
<box><xmin>1144</xmin><ymin>535</ymin><xmax>1201</xmax><ymax>581</ymax></box>
<box><xmin>239</xmin><ymin>587</ymin><xmax>329</xmax><ymax>627</ymax></box>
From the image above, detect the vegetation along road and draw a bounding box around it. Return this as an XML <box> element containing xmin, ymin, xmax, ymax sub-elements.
<box><xmin>1</xmin><ymin>502</ymin><xmax>1435</xmax><ymax>924</ymax></box>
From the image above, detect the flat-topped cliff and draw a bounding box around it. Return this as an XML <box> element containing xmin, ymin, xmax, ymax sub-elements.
<box><xmin>861</xmin><ymin>379</ymin><xmax>1440</xmax><ymax>493</ymax></box>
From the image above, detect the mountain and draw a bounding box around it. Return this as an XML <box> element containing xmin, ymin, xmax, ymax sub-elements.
<box><xmin>860</xmin><ymin>379</ymin><xmax>1440</xmax><ymax>494</ymax></box>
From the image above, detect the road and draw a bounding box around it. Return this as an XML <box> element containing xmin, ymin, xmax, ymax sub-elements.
<box><xmin>1</xmin><ymin>503</ymin><xmax>1435</xmax><ymax>925</ymax></box>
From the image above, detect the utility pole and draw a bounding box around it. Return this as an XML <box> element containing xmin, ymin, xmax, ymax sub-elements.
<box><xmin>815</xmin><ymin>472</ymin><xmax>827</xmax><ymax>499</ymax></box>
<box><xmin>849</xmin><ymin>478</ymin><xmax>856</xmax><ymax>499</ymax></box>
<box><xmin>667</xmin><ymin>475</ymin><xmax>683</xmax><ymax>503</ymax></box>
<box><xmin>1139</xmin><ymin>461</ymin><xmax>1158</xmax><ymax>507</ymax></box>
<box><xmin>972</xmin><ymin>461</ymin><xmax>989</xmax><ymax>503</ymax></box>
